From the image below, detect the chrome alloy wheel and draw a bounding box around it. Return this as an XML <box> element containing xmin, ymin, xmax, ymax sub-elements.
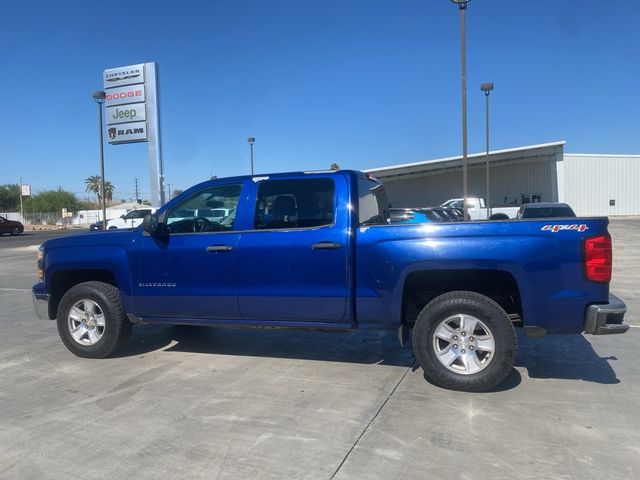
<box><xmin>432</xmin><ymin>314</ymin><xmax>495</xmax><ymax>375</ymax></box>
<box><xmin>67</xmin><ymin>299</ymin><xmax>106</xmax><ymax>346</ymax></box>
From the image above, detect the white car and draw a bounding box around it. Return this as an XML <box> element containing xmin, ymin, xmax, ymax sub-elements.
<box><xmin>106</xmin><ymin>208</ymin><xmax>156</xmax><ymax>230</ymax></box>
<box><xmin>441</xmin><ymin>198</ymin><xmax>519</xmax><ymax>220</ymax></box>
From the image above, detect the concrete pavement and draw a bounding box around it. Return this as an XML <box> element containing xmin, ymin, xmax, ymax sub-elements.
<box><xmin>0</xmin><ymin>218</ymin><xmax>638</xmax><ymax>479</ymax></box>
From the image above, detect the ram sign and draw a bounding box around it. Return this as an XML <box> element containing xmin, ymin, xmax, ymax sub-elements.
<box><xmin>107</xmin><ymin>122</ymin><xmax>147</xmax><ymax>144</ymax></box>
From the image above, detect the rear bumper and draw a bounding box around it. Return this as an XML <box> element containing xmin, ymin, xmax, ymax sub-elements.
<box><xmin>32</xmin><ymin>283</ymin><xmax>51</xmax><ymax>320</ymax></box>
<box><xmin>584</xmin><ymin>294</ymin><xmax>629</xmax><ymax>335</ymax></box>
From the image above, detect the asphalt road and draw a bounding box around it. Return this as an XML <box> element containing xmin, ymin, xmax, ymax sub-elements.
<box><xmin>0</xmin><ymin>219</ymin><xmax>638</xmax><ymax>479</ymax></box>
<box><xmin>0</xmin><ymin>229</ymin><xmax>89</xmax><ymax>249</ymax></box>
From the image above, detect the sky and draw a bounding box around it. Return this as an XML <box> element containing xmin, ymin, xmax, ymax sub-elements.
<box><xmin>0</xmin><ymin>0</ymin><xmax>638</xmax><ymax>202</ymax></box>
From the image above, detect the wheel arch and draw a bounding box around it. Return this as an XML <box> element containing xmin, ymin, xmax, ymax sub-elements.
<box><xmin>401</xmin><ymin>269</ymin><xmax>522</xmax><ymax>329</ymax></box>
<box><xmin>48</xmin><ymin>269</ymin><xmax>118</xmax><ymax>319</ymax></box>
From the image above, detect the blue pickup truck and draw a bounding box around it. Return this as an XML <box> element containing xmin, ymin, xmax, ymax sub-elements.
<box><xmin>32</xmin><ymin>170</ymin><xmax>628</xmax><ymax>391</ymax></box>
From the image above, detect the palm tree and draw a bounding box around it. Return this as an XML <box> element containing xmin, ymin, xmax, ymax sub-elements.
<box><xmin>85</xmin><ymin>175</ymin><xmax>114</xmax><ymax>202</ymax></box>
<box><xmin>330</xmin><ymin>163</ymin><xmax>340</xmax><ymax>170</ymax></box>
<box><xmin>103</xmin><ymin>181</ymin><xmax>114</xmax><ymax>201</ymax></box>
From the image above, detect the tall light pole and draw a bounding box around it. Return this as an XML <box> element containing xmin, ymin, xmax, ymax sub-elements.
<box><xmin>92</xmin><ymin>90</ymin><xmax>107</xmax><ymax>230</ymax></box>
<box><xmin>247</xmin><ymin>137</ymin><xmax>255</xmax><ymax>175</ymax></box>
<box><xmin>450</xmin><ymin>0</ymin><xmax>470</xmax><ymax>221</ymax></box>
<box><xmin>481</xmin><ymin>82</ymin><xmax>494</xmax><ymax>219</ymax></box>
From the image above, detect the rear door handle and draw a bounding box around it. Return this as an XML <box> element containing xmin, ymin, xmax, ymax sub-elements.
<box><xmin>206</xmin><ymin>245</ymin><xmax>234</xmax><ymax>252</ymax></box>
<box><xmin>311</xmin><ymin>242</ymin><xmax>342</xmax><ymax>250</ymax></box>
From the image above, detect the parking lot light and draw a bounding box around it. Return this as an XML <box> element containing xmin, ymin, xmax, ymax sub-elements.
<box><xmin>247</xmin><ymin>137</ymin><xmax>256</xmax><ymax>175</ymax></box>
<box><xmin>450</xmin><ymin>0</ymin><xmax>471</xmax><ymax>220</ymax></box>
<box><xmin>481</xmin><ymin>82</ymin><xmax>494</xmax><ymax>219</ymax></box>
<box><xmin>92</xmin><ymin>90</ymin><xmax>107</xmax><ymax>230</ymax></box>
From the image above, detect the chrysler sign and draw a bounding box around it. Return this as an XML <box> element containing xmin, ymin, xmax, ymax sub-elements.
<box><xmin>103</xmin><ymin>64</ymin><xmax>145</xmax><ymax>88</ymax></box>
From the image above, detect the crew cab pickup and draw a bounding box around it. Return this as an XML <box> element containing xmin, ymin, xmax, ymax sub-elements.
<box><xmin>32</xmin><ymin>170</ymin><xmax>628</xmax><ymax>391</ymax></box>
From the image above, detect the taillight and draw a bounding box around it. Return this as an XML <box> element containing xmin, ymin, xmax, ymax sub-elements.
<box><xmin>584</xmin><ymin>234</ymin><xmax>612</xmax><ymax>283</ymax></box>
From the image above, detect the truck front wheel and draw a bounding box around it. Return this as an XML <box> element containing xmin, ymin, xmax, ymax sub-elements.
<box><xmin>412</xmin><ymin>291</ymin><xmax>516</xmax><ymax>392</ymax></box>
<box><xmin>56</xmin><ymin>281</ymin><xmax>132</xmax><ymax>358</ymax></box>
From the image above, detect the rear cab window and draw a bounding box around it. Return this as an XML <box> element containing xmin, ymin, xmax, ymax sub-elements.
<box><xmin>358</xmin><ymin>176</ymin><xmax>389</xmax><ymax>225</ymax></box>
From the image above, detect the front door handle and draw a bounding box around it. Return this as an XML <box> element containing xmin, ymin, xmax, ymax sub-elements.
<box><xmin>311</xmin><ymin>242</ymin><xmax>342</xmax><ymax>250</ymax></box>
<box><xmin>206</xmin><ymin>245</ymin><xmax>234</xmax><ymax>252</ymax></box>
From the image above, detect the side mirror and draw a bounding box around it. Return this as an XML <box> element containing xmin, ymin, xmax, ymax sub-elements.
<box><xmin>142</xmin><ymin>213</ymin><xmax>164</xmax><ymax>235</ymax></box>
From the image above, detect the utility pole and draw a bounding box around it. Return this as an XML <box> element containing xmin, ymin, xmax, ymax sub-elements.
<box><xmin>134</xmin><ymin>178</ymin><xmax>140</xmax><ymax>203</ymax></box>
<box><xmin>19</xmin><ymin>177</ymin><xmax>24</xmax><ymax>224</ymax></box>
<box><xmin>166</xmin><ymin>183</ymin><xmax>171</xmax><ymax>199</ymax></box>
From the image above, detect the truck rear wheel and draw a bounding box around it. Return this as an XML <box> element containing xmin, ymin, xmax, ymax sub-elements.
<box><xmin>412</xmin><ymin>291</ymin><xmax>516</xmax><ymax>392</ymax></box>
<box><xmin>56</xmin><ymin>281</ymin><xmax>132</xmax><ymax>358</ymax></box>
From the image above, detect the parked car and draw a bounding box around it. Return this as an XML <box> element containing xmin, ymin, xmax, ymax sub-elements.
<box><xmin>32</xmin><ymin>170</ymin><xmax>628</xmax><ymax>392</ymax></box>
<box><xmin>431</xmin><ymin>207</ymin><xmax>462</xmax><ymax>221</ymax></box>
<box><xmin>389</xmin><ymin>208</ymin><xmax>435</xmax><ymax>224</ymax></box>
<box><xmin>516</xmin><ymin>202</ymin><xmax>576</xmax><ymax>219</ymax></box>
<box><xmin>441</xmin><ymin>198</ymin><xmax>519</xmax><ymax>220</ymax></box>
<box><xmin>105</xmin><ymin>208</ymin><xmax>155</xmax><ymax>230</ymax></box>
<box><xmin>89</xmin><ymin>221</ymin><xmax>104</xmax><ymax>231</ymax></box>
<box><xmin>0</xmin><ymin>215</ymin><xmax>24</xmax><ymax>236</ymax></box>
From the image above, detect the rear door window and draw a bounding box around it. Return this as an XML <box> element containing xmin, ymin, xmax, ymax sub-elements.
<box><xmin>254</xmin><ymin>178</ymin><xmax>335</xmax><ymax>229</ymax></box>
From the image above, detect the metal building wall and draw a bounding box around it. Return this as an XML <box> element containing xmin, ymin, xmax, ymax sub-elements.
<box><xmin>563</xmin><ymin>154</ymin><xmax>640</xmax><ymax>216</ymax></box>
<box><xmin>382</xmin><ymin>157</ymin><xmax>555</xmax><ymax>208</ymax></box>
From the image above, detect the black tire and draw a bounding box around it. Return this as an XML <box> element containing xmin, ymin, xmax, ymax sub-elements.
<box><xmin>489</xmin><ymin>213</ymin><xmax>509</xmax><ymax>221</ymax></box>
<box><xmin>108</xmin><ymin>226</ymin><xmax>117</xmax><ymax>230</ymax></box>
<box><xmin>10</xmin><ymin>226</ymin><xmax>20</xmax><ymax>236</ymax></box>
<box><xmin>412</xmin><ymin>291</ymin><xmax>516</xmax><ymax>392</ymax></box>
<box><xmin>56</xmin><ymin>281</ymin><xmax>132</xmax><ymax>358</ymax></box>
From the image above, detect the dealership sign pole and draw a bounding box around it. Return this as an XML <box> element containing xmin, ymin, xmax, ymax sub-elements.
<box><xmin>103</xmin><ymin>62</ymin><xmax>165</xmax><ymax>207</ymax></box>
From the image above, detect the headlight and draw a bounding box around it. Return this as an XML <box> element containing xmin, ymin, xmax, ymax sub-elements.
<box><xmin>37</xmin><ymin>246</ymin><xmax>45</xmax><ymax>281</ymax></box>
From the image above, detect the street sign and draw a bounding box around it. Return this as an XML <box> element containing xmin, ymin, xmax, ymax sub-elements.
<box><xmin>103</xmin><ymin>64</ymin><xmax>145</xmax><ymax>88</ymax></box>
<box><xmin>107</xmin><ymin>121</ymin><xmax>147</xmax><ymax>144</ymax></box>
<box><xmin>106</xmin><ymin>103</ymin><xmax>146</xmax><ymax>125</ymax></box>
<box><xmin>21</xmin><ymin>184</ymin><xmax>31</xmax><ymax>196</ymax></box>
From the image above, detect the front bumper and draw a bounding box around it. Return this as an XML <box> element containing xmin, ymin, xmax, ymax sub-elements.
<box><xmin>584</xmin><ymin>294</ymin><xmax>629</xmax><ymax>335</ymax></box>
<box><xmin>32</xmin><ymin>283</ymin><xmax>51</xmax><ymax>320</ymax></box>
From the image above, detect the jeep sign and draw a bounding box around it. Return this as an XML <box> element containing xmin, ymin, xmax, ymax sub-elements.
<box><xmin>106</xmin><ymin>104</ymin><xmax>146</xmax><ymax>125</ymax></box>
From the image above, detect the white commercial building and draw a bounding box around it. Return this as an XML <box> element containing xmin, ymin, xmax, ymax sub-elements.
<box><xmin>365</xmin><ymin>141</ymin><xmax>640</xmax><ymax>217</ymax></box>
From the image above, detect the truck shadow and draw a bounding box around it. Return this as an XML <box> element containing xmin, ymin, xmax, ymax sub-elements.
<box><xmin>515</xmin><ymin>331</ymin><xmax>620</xmax><ymax>384</ymax></box>
<box><xmin>118</xmin><ymin>324</ymin><xmax>416</xmax><ymax>367</ymax></box>
<box><xmin>117</xmin><ymin>325</ymin><xmax>621</xmax><ymax>386</ymax></box>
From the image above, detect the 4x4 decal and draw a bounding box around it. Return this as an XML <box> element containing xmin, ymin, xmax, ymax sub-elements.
<box><xmin>541</xmin><ymin>224</ymin><xmax>589</xmax><ymax>233</ymax></box>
